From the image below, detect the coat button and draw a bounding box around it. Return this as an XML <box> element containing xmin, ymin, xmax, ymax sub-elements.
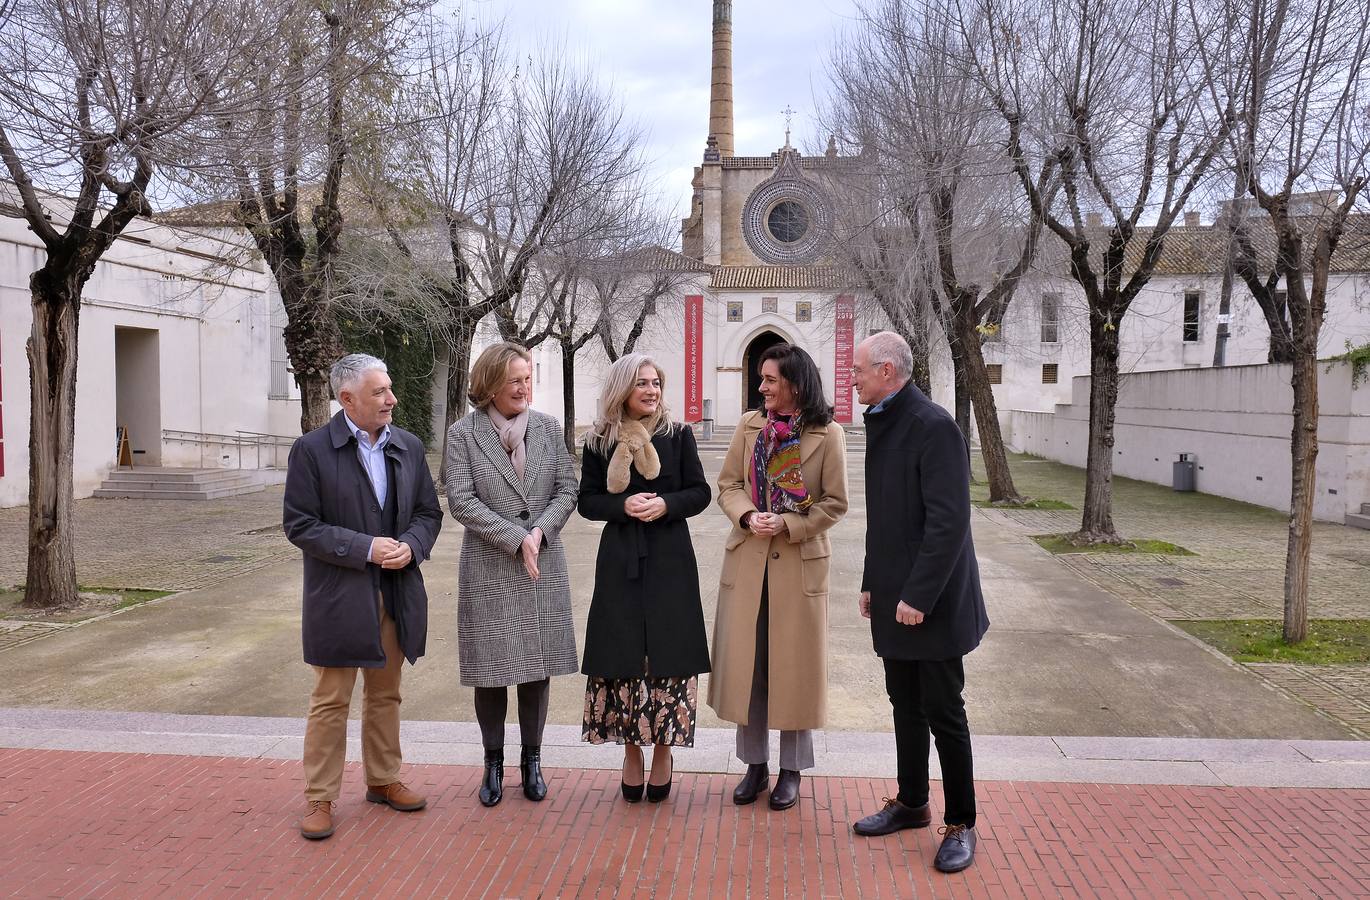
<box><xmin>771</xmin><ymin>551</ymin><xmax>780</xmax><ymax>559</ymax></box>
<box><xmin>518</xmin><ymin>511</ymin><xmax>529</xmax><ymax>520</ymax></box>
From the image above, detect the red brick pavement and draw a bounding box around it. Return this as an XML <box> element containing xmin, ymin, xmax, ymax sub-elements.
<box><xmin>1</xmin><ymin>747</ymin><xmax>1367</xmax><ymax>898</ymax></box>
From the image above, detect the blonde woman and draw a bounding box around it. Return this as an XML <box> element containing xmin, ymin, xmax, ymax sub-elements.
<box><xmin>577</xmin><ymin>354</ymin><xmax>712</xmax><ymax>803</ymax></box>
<box><xmin>445</xmin><ymin>341</ymin><xmax>579</xmax><ymax>808</ymax></box>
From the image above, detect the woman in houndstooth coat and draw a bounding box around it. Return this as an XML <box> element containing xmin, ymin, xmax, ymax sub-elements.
<box><xmin>445</xmin><ymin>342</ymin><xmax>579</xmax><ymax>808</ymax></box>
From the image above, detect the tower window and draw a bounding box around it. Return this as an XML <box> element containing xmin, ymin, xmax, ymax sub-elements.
<box><xmin>1042</xmin><ymin>363</ymin><xmax>1058</xmax><ymax>384</ymax></box>
<box><xmin>986</xmin><ymin>364</ymin><xmax>1003</xmax><ymax>385</ymax></box>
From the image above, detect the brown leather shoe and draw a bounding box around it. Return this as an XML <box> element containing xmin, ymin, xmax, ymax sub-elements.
<box><xmin>300</xmin><ymin>800</ymin><xmax>335</xmax><ymax>840</ymax></box>
<box><xmin>366</xmin><ymin>781</ymin><xmax>427</xmax><ymax>811</ymax></box>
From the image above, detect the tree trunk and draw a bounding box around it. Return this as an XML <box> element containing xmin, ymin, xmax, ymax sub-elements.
<box><xmin>957</xmin><ymin>317</ymin><xmax>1023</xmax><ymax>503</ymax></box>
<box><xmin>437</xmin><ymin>315</ymin><xmax>477</xmax><ymax>483</ymax></box>
<box><xmin>280</xmin><ymin>285</ymin><xmax>342</xmax><ymax>434</ymax></box>
<box><xmin>1283</xmin><ymin>354</ymin><xmax>1317</xmax><ymax>643</ymax></box>
<box><xmin>296</xmin><ymin>371</ymin><xmax>333</xmax><ymax>434</ymax></box>
<box><xmin>1267</xmin><ymin>329</ymin><xmax>1296</xmax><ymax>365</ymax></box>
<box><xmin>560</xmin><ymin>336</ymin><xmax>576</xmax><ymax>454</ymax></box>
<box><xmin>949</xmin><ymin>338</ymin><xmax>971</xmax><ymax>439</ymax></box>
<box><xmin>1076</xmin><ymin>314</ymin><xmax>1124</xmax><ymax>543</ymax></box>
<box><xmin>24</xmin><ymin>281</ymin><xmax>81</xmax><ymax>609</ymax></box>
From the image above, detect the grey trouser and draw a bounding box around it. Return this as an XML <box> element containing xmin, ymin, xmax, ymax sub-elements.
<box><xmin>735</xmin><ymin>575</ymin><xmax>815</xmax><ymax>771</ymax></box>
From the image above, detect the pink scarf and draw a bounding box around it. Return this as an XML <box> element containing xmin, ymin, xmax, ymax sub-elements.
<box><xmin>487</xmin><ymin>407</ymin><xmax>529</xmax><ymax>480</ymax></box>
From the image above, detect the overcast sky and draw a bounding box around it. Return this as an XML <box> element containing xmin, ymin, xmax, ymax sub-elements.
<box><xmin>483</xmin><ymin>0</ymin><xmax>863</xmax><ymax>228</ymax></box>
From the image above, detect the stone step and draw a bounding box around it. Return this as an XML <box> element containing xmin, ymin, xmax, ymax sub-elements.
<box><xmin>94</xmin><ymin>467</ymin><xmax>266</xmax><ymax>501</ymax></box>
<box><xmin>1346</xmin><ymin>512</ymin><xmax>1370</xmax><ymax>531</ymax></box>
<box><xmin>101</xmin><ymin>469</ymin><xmax>258</xmax><ymax>486</ymax></box>
<box><xmin>92</xmin><ymin>483</ymin><xmax>266</xmax><ymax>501</ymax></box>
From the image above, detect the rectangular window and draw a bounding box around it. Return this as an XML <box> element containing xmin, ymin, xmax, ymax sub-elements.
<box><xmin>1040</xmin><ymin>293</ymin><xmax>1060</xmax><ymax>343</ymax></box>
<box><xmin>762</xmin><ymin>296</ymin><xmax>778</xmax><ymax>314</ymax></box>
<box><xmin>1183</xmin><ymin>291</ymin><xmax>1201</xmax><ymax>342</ymax></box>
<box><xmin>269</xmin><ymin>326</ymin><xmax>291</xmax><ymax>399</ymax></box>
<box><xmin>795</xmin><ymin>300</ymin><xmax>812</xmax><ymax>323</ymax></box>
<box><xmin>1042</xmin><ymin>363</ymin><xmax>1059</xmax><ymax>384</ymax></box>
<box><xmin>726</xmin><ymin>301</ymin><xmax>743</xmax><ymax>323</ymax></box>
<box><xmin>986</xmin><ymin>364</ymin><xmax>1003</xmax><ymax>385</ymax></box>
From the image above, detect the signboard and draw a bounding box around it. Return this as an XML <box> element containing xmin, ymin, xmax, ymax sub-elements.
<box><xmin>833</xmin><ymin>294</ymin><xmax>855</xmax><ymax>423</ymax></box>
<box><xmin>684</xmin><ymin>294</ymin><xmax>704</xmax><ymax>422</ymax></box>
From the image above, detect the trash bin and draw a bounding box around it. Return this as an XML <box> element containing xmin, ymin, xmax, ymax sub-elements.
<box><xmin>701</xmin><ymin>399</ymin><xmax>714</xmax><ymax>442</ymax></box>
<box><xmin>1173</xmin><ymin>452</ymin><xmax>1197</xmax><ymax>492</ymax></box>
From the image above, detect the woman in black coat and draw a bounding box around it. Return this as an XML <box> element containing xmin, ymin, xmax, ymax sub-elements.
<box><xmin>578</xmin><ymin>353</ymin><xmax>712</xmax><ymax>803</ymax></box>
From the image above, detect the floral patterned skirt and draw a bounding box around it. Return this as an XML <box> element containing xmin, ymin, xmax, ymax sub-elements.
<box><xmin>582</xmin><ymin>675</ymin><xmax>699</xmax><ymax>747</ymax></box>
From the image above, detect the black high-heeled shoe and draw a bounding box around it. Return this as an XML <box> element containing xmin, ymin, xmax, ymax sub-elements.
<box><xmin>646</xmin><ymin>748</ymin><xmax>673</xmax><ymax>803</ymax></box>
<box><xmin>621</xmin><ymin>745</ymin><xmax>645</xmax><ymax>803</ymax></box>
<box><xmin>521</xmin><ymin>745</ymin><xmax>547</xmax><ymax>802</ymax></box>
<box><xmin>479</xmin><ymin>749</ymin><xmax>504</xmax><ymax>807</ymax></box>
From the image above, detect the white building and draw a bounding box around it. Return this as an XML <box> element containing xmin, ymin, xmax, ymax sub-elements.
<box><xmin>0</xmin><ymin>187</ymin><xmax>300</xmax><ymax>508</ymax></box>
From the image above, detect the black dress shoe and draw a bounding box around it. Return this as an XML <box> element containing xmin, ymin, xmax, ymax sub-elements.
<box><xmin>732</xmin><ymin>763</ymin><xmax>770</xmax><ymax>805</ymax></box>
<box><xmin>479</xmin><ymin>750</ymin><xmax>504</xmax><ymax>807</ymax></box>
<box><xmin>853</xmin><ymin>798</ymin><xmax>933</xmax><ymax>836</ymax></box>
<box><xmin>621</xmin><ymin>746</ymin><xmax>644</xmax><ymax>803</ymax></box>
<box><xmin>768</xmin><ymin>768</ymin><xmax>800</xmax><ymax>810</ymax></box>
<box><xmin>521</xmin><ymin>746</ymin><xmax>547</xmax><ymax>801</ymax></box>
<box><xmin>646</xmin><ymin>751</ymin><xmax>673</xmax><ymax>803</ymax></box>
<box><xmin>934</xmin><ymin>824</ymin><xmax>977</xmax><ymax>873</ymax></box>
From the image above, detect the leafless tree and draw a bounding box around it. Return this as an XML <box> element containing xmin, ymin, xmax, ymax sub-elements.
<box><xmin>832</xmin><ymin>0</ymin><xmax>1060</xmax><ymax>503</ymax></box>
<box><xmin>203</xmin><ymin>0</ymin><xmax>429</xmax><ymax>434</ymax></box>
<box><xmin>959</xmin><ymin>0</ymin><xmax>1233</xmax><ymax>542</ymax></box>
<box><xmin>1197</xmin><ymin>0</ymin><xmax>1370</xmax><ymax>642</ymax></box>
<box><xmin>0</xmin><ymin>0</ymin><xmax>291</xmax><ymax>608</ymax></box>
<box><xmin>360</xmin><ymin>30</ymin><xmax>647</xmax><ymax>459</ymax></box>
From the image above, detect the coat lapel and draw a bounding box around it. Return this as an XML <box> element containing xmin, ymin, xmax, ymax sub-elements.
<box><xmin>521</xmin><ymin>416</ymin><xmax>546</xmax><ymax>486</ymax></box>
<box><xmin>474</xmin><ymin>410</ymin><xmax>527</xmax><ymax>498</ymax></box>
<box><xmin>799</xmin><ymin>425</ymin><xmax>827</xmax><ymax>465</ymax></box>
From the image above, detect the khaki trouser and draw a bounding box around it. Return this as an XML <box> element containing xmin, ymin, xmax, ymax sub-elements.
<box><xmin>302</xmin><ymin>595</ymin><xmax>404</xmax><ymax>801</ymax></box>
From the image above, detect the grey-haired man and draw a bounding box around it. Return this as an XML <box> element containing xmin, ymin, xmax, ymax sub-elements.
<box><xmin>283</xmin><ymin>353</ymin><xmax>442</xmax><ymax>839</ymax></box>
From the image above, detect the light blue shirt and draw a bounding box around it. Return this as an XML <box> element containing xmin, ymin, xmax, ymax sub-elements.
<box><xmin>867</xmin><ymin>391</ymin><xmax>896</xmax><ymax>415</ymax></box>
<box><xmin>344</xmin><ymin>412</ymin><xmax>391</xmax><ymax>508</ymax></box>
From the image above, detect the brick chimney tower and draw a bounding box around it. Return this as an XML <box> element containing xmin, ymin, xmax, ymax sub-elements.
<box><xmin>709</xmin><ymin>0</ymin><xmax>734</xmax><ymax>157</ymax></box>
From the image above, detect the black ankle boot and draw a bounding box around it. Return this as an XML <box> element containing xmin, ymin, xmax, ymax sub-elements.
<box><xmin>732</xmin><ymin>763</ymin><xmax>770</xmax><ymax>805</ymax></box>
<box><xmin>521</xmin><ymin>746</ymin><xmax>547</xmax><ymax>801</ymax></box>
<box><xmin>479</xmin><ymin>750</ymin><xmax>504</xmax><ymax>807</ymax></box>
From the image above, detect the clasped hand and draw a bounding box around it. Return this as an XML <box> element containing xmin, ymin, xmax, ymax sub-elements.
<box><xmin>369</xmin><ymin>537</ymin><xmax>412</xmax><ymax>570</ymax></box>
<box><xmin>747</xmin><ymin>511</ymin><xmax>788</xmax><ymax>537</ymax></box>
<box><xmin>520</xmin><ymin>526</ymin><xmax>544</xmax><ymax>581</ymax></box>
<box><xmin>624</xmin><ymin>492</ymin><xmax>667</xmax><ymax>523</ymax></box>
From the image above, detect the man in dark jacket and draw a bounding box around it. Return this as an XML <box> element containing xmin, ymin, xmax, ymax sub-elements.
<box><xmin>848</xmin><ymin>331</ymin><xmax>990</xmax><ymax>874</ymax></box>
<box><xmin>283</xmin><ymin>353</ymin><xmax>442</xmax><ymax>840</ymax></box>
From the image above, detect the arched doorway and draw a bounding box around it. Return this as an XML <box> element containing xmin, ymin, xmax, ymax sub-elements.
<box><xmin>742</xmin><ymin>330</ymin><xmax>786</xmax><ymax>413</ymax></box>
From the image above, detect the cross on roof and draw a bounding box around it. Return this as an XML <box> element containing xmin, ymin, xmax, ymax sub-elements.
<box><xmin>782</xmin><ymin>104</ymin><xmax>795</xmax><ymax>148</ymax></box>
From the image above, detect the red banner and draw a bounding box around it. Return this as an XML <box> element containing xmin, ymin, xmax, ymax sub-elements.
<box><xmin>684</xmin><ymin>295</ymin><xmax>703</xmax><ymax>422</ymax></box>
<box><xmin>833</xmin><ymin>294</ymin><xmax>855</xmax><ymax>424</ymax></box>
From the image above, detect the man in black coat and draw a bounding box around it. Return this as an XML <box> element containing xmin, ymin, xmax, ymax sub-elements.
<box><xmin>849</xmin><ymin>332</ymin><xmax>990</xmax><ymax>874</ymax></box>
<box><xmin>283</xmin><ymin>353</ymin><xmax>442</xmax><ymax>840</ymax></box>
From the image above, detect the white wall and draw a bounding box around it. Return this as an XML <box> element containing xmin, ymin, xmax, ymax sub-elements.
<box><xmin>1005</xmin><ymin>361</ymin><xmax>1370</xmax><ymax>522</ymax></box>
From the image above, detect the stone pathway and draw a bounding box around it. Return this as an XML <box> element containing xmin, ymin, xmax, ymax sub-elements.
<box><xmin>0</xmin><ymin>489</ymin><xmax>294</xmax><ymax>594</ymax></box>
<box><xmin>974</xmin><ymin>453</ymin><xmax>1370</xmax><ymax>740</ymax></box>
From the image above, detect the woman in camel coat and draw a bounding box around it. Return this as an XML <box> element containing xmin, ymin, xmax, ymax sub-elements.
<box><xmin>708</xmin><ymin>343</ymin><xmax>848</xmax><ymax>811</ymax></box>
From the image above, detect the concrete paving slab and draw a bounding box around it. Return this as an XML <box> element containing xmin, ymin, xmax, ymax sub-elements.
<box><xmin>1054</xmin><ymin>736</ymin><xmax>1309</xmax><ymax>762</ymax></box>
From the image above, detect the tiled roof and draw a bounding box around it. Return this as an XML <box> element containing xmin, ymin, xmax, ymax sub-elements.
<box><xmin>632</xmin><ymin>245</ymin><xmax>714</xmax><ymax>273</ymax></box>
<box><xmin>709</xmin><ymin>265</ymin><xmax>848</xmax><ymax>290</ymax></box>
<box><xmin>1035</xmin><ymin>215</ymin><xmax>1370</xmax><ymax>276</ymax></box>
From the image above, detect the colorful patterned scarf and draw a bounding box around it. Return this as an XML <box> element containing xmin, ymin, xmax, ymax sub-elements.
<box><xmin>750</xmin><ymin>412</ymin><xmax>812</xmax><ymax>515</ymax></box>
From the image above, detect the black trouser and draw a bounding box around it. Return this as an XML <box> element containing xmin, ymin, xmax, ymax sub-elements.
<box><xmin>473</xmin><ymin>678</ymin><xmax>550</xmax><ymax>753</ymax></box>
<box><xmin>882</xmin><ymin>656</ymin><xmax>976</xmax><ymax>827</ymax></box>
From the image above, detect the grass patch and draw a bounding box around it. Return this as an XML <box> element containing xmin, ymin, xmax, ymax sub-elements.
<box><xmin>1032</xmin><ymin>534</ymin><xmax>1196</xmax><ymax>556</ymax></box>
<box><xmin>1175</xmin><ymin>619</ymin><xmax>1370</xmax><ymax>664</ymax></box>
<box><xmin>973</xmin><ymin>498</ymin><xmax>1076</xmax><ymax>510</ymax></box>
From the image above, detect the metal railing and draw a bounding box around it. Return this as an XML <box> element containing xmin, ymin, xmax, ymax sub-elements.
<box><xmin>161</xmin><ymin>429</ymin><xmax>296</xmax><ymax>470</ymax></box>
